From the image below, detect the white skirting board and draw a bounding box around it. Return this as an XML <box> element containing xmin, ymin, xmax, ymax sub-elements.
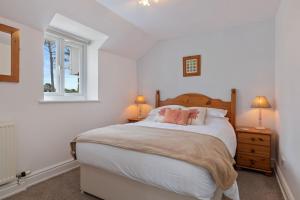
<box><xmin>0</xmin><ymin>159</ymin><xmax>79</xmax><ymax>200</ymax></box>
<box><xmin>275</xmin><ymin>162</ymin><xmax>295</xmax><ymax>200</ymax></box>
<box><xmin>0</xmin><ymin>159</ymin><xmax>295</xmax><ymax>200</ymax></box>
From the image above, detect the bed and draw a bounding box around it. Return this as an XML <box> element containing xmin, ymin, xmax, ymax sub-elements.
<box><xmin>74</xmin><ymin>89</ymin><xmax>239</xmax><ymax>200</ymax></box>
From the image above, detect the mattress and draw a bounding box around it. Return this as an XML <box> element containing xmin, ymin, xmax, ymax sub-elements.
<box><xmin>77</xmin><ymin>117</ymin><xmax>240</xmax><ymax>200</ymax></box>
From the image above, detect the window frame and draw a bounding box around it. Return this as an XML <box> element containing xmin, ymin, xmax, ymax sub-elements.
<box><xmin>43</xmin><ymin>28</ymin><xmax>88</xmax><ymax>101</ymax></box>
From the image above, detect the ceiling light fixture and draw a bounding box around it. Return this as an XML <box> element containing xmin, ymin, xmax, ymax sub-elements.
<box><xmin>138</xmin><ymin>0</ymin><xmax>159</xmax><ymax>6</ymax></box>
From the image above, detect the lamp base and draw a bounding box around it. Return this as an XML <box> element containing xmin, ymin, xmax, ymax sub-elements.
<box><xmin>255</xmin><ymin>126</ymin><xmax>266</xmax><ymax>130</ymax></box>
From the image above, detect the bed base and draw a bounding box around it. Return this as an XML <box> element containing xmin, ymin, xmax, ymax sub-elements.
<box><xmin>80</xmin><ymin>164</ymin><xmax>224</xmax><ymax>200</ymax></box>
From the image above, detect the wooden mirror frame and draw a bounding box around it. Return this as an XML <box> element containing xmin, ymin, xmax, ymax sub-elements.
<box><xmin>155</xmin><ymin>89</ymin><xmax>237</xmax><ymax>128</ymax></box>
<box><xmin>0</xmin><ymin>24</ymin><xmax>20</xmax><ymax>82</ymax></box>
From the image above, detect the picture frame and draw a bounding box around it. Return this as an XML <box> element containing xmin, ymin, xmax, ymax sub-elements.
<box><xmin>183</xmin><ymin>55</ymin><xmax>201</xmax><ymax>77</ymax></box>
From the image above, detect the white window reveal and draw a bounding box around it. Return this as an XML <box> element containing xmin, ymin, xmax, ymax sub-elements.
<box><xmin>41</xmin><ymin>14</ymin><xmax>109</xmax><ymax>103</ymax></box>
<box><xmin>43</xmin><ymin>29</ymin><xmax>88</xmax><ymax>101</ymax></box>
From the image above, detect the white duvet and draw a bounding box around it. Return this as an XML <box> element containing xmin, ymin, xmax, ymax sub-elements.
<box><xmin>77</xmin><ymin>117</ymin><xmax>240</xmax><ymax>200</ymax></box>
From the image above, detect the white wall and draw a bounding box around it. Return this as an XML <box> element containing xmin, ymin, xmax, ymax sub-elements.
<box><xmin>138</xmin><ymin>20</ymin><xmax>275</xmax><ymax>129</ymax></box>
<box><xmin>0</xmin><ymin>17</ymin><xmax>137</xmax><ymax>173</ymax></box>
<box><xmin>275</xmin><ymin>0</ymin><xmax>300</xmax><ymax>199</ymax></box>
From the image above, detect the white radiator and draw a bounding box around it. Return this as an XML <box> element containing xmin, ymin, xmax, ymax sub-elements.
<box><xmin>0</xmin><ymin>122</ymin><xmax>16</xmax><ymax>185</ymax></box>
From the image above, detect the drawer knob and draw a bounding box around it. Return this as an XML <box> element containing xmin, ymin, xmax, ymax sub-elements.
<box><xmin>259</xmin><ymin>138</ymin><xmax>264</xmax><ymax>142</ymax></box>
<box><xmin>251</xmin><ymin>149</ymin><xmax>255</xmax><ymax>153</ymax></box>
<box><xmin>251</xmin><ymin>138</ymin><xmax>256</xmax><ymax>142</ymax></box>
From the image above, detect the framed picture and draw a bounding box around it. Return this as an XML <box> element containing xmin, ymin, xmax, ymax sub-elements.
<box><xmin>183</xmin><ymin>55</ymin><xmax>201</xmax><ymax>77</ymax></box>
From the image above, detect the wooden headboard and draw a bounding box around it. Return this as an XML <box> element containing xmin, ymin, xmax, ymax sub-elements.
<box><xmin>155</xmin><ymin>89</ymin><xmax>237</xmax><ymax>128</ymax></box>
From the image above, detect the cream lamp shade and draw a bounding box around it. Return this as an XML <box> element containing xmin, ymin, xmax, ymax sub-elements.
<box><xmin>135</xmin><ymin>95</ymin><xmax>146</xmax><ymax>104</ymax></box>
<box><xmin>251</xmin><ymin>96</ymin><xmax>271</xmax><ymax>129</ymax></box>
<box><xmin>251</xmin><ymin>96</ymin><xmax>271</xmax><ymax>108</ymax></box>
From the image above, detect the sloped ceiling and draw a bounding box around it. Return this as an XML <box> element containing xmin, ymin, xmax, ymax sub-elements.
<box><xmin>0</xmin><ymin>0</ymin><xmax>280</xmax><ymax>59</ymax></box>
<box><xmin>0</xmin><ymin>0</ymin><xmax>156</xmax><ymax>59</ymax></box>
<box><xmin>97</xmin><ymin>0</ymin><xmax>280</xmax><ymax>39</ymax></box>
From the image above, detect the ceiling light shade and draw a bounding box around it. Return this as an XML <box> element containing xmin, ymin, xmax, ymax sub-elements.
<box><xmin>139</xmin><ymin>0</ymin><xmax>150</xmax><ymax>6</ymax></box>
<box><xmin>138</xmin><ymin>0</ymin><xmax>159</xmax><ymax>6</ymax></box>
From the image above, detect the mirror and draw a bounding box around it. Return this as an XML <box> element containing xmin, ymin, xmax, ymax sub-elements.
<box><xmin>0</xmin><ymin>32</ymin><xmax>11</xmax><ymax>76</ymax></box>
<box><xmin>0</xmin><ymin>24</ymin><xmax>19</xmax><ymax>82</ymax></box>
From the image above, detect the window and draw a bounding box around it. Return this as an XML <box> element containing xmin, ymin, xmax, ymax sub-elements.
<box><xmin>43</xmin><ymin>29</ymin><xmax>88</xmax><ymax>101</ymax></box>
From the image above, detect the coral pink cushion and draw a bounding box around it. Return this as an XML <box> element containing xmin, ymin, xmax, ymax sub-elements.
<box><xmin>163</xmin><ymin>109</ymin><xmax>180</xmax><ymax>124</ymax></box>
<box><xmin>176</xmin><ymin>110</ymin><xmax>191</xmax><ymax>125</ymax></box>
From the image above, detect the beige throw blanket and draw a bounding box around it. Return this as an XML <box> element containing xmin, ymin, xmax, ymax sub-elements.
<box><xmin>71</xmin><ymin>125</ymin><xmax>237</xmax><ymax>190</ymax></box>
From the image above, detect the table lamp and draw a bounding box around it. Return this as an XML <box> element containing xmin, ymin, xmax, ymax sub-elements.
<box><xmin>135</xmin><ymin>95</ymin><xmax>146</xmax><ymax>119</ymax></box>
<box><xmin>251</xmin><ymin>96</ymin><xmax>271</xmax><ymax>130</ymax></box>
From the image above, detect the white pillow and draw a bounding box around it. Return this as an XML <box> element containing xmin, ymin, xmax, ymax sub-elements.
<box><xmin>153</xmin><ymin>113</ymin><xmax>165</xmax><ymax>123</ymax></box>
<box><xmin>206</xmin><ymin>108</ymin><xmax>228</xmax><ymax>118</ymax></box>
<box><xmin>185</xmin><ymin>107</ymin><xmax>207</xmax><ymax>125</ymax></box>
<box><xmin>144</xmin><ymin>114</ymin><xmax>157</xmax><ymax>122</ymax></box>
<box><xmin>205</xmin><ymin>116</ymin><xmax>229</xmax><ymax>125</ymax></box>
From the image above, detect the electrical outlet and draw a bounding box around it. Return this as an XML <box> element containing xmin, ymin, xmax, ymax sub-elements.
<box><xmin>280</xmin><ymin>155</ymin><xmax>286</xmax><ymax>166</ymax></box>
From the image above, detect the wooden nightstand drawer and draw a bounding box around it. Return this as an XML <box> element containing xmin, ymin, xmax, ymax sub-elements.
<box><xmin>238</xmin><ymin>132</ymin><xmax>270</xmax><ymax>146</ymax></box>
<box><xmin>238</xmin><ymin>143</ymin><xmax>270</xmax><ymax>157</ymax></box>
<box><xmin>237</xmin><ymin>154</ymin><xmax>271</xmax><ymax>171</ymax></box>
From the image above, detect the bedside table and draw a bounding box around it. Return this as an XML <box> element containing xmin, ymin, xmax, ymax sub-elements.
<box><xmin>235</xmin><ymin>127</ymin><xmax>272</xmax><ymax>176</ymax></box>
<box><xmin>127</xmin><ymin>118</ymin><xmax>145</xmax><ymax>123</ymax></box>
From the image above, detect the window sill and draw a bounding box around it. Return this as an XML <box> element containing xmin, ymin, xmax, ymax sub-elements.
<box><xmin>39</xmin><ymin>99</ymin><xmax>100</xmax><ymax>104</ymax></box>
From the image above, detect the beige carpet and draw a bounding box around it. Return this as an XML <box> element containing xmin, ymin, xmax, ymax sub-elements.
<box><xmin>5</xmin><ymin>168</ymin><xmax>283</xmax><ymax>200</ymax></box>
